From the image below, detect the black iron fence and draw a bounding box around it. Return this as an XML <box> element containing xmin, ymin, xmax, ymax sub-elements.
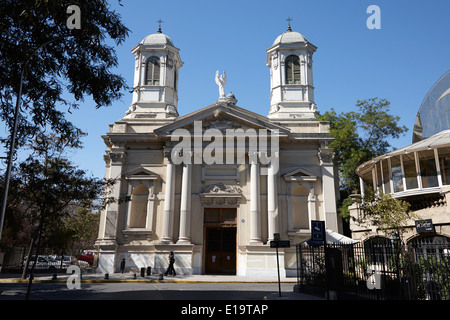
<box><xmin>296</xmin><ymin>240</ymin><xmax>450</xmax><ymax>300</ymax></box>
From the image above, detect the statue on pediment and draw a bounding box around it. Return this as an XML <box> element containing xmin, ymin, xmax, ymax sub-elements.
<box><xmin>215</xmin><ymin>70</ymin><xmax>227</xmax><ymax>100</ymax></box>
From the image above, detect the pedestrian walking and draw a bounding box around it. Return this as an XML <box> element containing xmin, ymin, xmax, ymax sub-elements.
<box><xmin>164</xmin><ymin>251</ymin><xmax>176</xmax><ymax>276</ymax></box>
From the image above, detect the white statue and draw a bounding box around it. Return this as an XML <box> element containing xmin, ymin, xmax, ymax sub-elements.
<box><xmin>215</xmin><ymin>70</ymin><xmax>227</xmax><ymax>100</ymax></box>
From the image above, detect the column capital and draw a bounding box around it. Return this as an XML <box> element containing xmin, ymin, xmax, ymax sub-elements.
<box><xmin>108</xmin><ymin>151</ymin><xmax>127</xmax><ymax>164</ymax></box>
<box><xmin>249</xmin><ymin>151</ymin><xmax>259</xmax><ymax>164</ymax></box>
<box><xmin>318</xmin><ymin>148</ymin><xmax>334</xmax><ymax>166</ymax></box>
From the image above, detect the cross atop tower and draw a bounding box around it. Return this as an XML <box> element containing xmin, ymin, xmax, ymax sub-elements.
<box><xmin>157</xmin><ymin>19</ymin><xmax>164</xmax><ymax>33</ymax></box>
<box><xmin>286</xmin><ymin>17</ymin><xmax>293</xmax><ymax>32</ymax></box>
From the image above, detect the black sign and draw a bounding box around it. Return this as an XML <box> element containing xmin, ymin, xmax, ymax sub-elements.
<box><xmin>270</xmin><ymin>240</ymin><xmax>291</xmax><ymax>248</ymax></box>
<box><xmin>311</xmin><ymin>220</ymin><xmax>326</xmax><ymax>243</ymax></box>
<box><xmin>415</xmin><ymin>219</ymin><xmax>435</xmax><ymax>233</ymax></box>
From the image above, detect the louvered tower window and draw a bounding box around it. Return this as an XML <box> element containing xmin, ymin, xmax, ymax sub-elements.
<box><xmin>145</xmin><ymin>56</ymin><xmax>160</xmax><ymax>85</ymax></box>
<box><xmin>285</xmin><ymin>55</ymin><xmax>301</xmax><ymax>84</ymax></box>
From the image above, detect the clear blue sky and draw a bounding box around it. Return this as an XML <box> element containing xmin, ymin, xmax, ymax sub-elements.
<box><xmin>61</xmin><ymin>0</ymin><xmax>449</xmax><ymax>179</ymax></box>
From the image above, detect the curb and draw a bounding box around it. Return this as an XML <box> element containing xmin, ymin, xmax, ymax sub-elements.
<box><xmin>0</xmin><ymin>278</ymin><xmax>298</xmax><ymax>284</ymax></box>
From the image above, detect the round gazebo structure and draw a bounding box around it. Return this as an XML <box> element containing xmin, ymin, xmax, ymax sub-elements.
<box><xmin>351</xmin><ymin>71</ymin><xmax>450</xmax><ymax>245</ymax></box>
<box><xmin>356</xmin><ymin>129</ymin><xmax>450</xmax><ymax>200</ymax></box>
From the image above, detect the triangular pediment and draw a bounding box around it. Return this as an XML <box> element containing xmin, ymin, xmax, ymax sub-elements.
<box><xmin>154</xmin><ymin>103</ymin><xmax>290</xmax><ymax>137</ymax></box>
<box><xmin>283</xmin><ymin>168</ymin><xmax>317</xmax><ymax>181</ymax></box>
<box><xmin>124</xmin><ymin>167</ymin><xmax>159</xmax><ymax>180</ymax></box>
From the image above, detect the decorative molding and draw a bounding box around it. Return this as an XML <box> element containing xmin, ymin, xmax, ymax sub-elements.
<box><xmin>199</xmin><ymin>194</ymin><xmax>242</xmax><ymax>207</ymax></box>
<box><xmin>201</xmin><ymin>182</ymin><xmax>242</xmax><ymax>194</ymax></box>
<box><xmin>199</xmin><ymin>182</ymin><xmax>243</xmax><ymax>207</ymax></box>
<box><xmin>122</xmin><ymin>229</ymin><xmax>152</xmax><ymax>242</ymax></box>
<box><xmin>202</xmin><ymin>118</ymin><xmax>240</xmax><ymax>132</ymax></box>
<box><xmin>165</xmin><ymin>104</ymin><xmax>177</xmax><ymax>115</ymax></box>
<box><xmin>135</xmin><ymin>113</ymin><xmax>157</xmax><ymax>118</ymax></box>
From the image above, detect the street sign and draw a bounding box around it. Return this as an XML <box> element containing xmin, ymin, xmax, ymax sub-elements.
<box><xmin>270</xmin><ymin>240</ymin><xmax>291</xmax><ymax>248</ymax></box>
<box><xmin>311</xmin><ymin>220</ymin><xmax>326</xmax><ymax>243</ymax></box>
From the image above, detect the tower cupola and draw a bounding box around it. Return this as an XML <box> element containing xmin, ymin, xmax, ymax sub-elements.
<box><xmin>266</xmin><ymin>24</ymin><xmax>317</xmax><ymax>120</ymax></box>
<box><xmin>125</xmin><ymin>24</ymin><xmax>183</xmax><ymax>120</ymax></box>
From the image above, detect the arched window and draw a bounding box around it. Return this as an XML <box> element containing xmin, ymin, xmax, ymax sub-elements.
<box><xmin>292</xmin><ymin>185</ymin><xmax>309</xmax><ymax>229</ymax></box>
<box><xmin>145</xmin><ymin>56</ymin><xmax>160</xmax><ymax>85</ymax></box>
<box><xmin>129</xmin><ymin>184</ymin><xmax>149</xmax><ymax>228</ymax></box>
<box><xmin>285</xmin><ymin>55</ymin><xmax>301</xmax><ymax>84</ymax></box>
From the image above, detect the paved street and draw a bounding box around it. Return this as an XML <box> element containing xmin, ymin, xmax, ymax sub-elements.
<box><xmin>0</xmin><ymin>272</ymin><xmax>323</xmax><ymax>301</ymax></box>
<box><xmin>0</xmin><ymin>281</ymin><xmax>303</xmax><ymax>300</ymax></box>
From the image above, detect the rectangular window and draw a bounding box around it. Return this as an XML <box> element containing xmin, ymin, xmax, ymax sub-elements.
<box><xmin>438</xmin><ymin>149</ymin><xmax>450</xmax><ymax>185</ymax></box>
<box><xmin>204</xmin><ymin>208</ymin><xmax>220</xmax><ymax>223</ymax></box>
<box><xmin>403</xmin><ymin>153</ymin><xmax>418</xmax><ymax>190</ymax></box>
<box><xmin>391</xmin><ymin>157</ymin><xmax>404</xmax><ymax>192</ymax></box>
<box><xmin>418</xmin><ymin>150</ymin><xmax>438</xmax><ymax>188</ymax></box>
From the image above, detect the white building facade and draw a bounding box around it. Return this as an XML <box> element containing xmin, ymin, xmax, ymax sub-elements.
<box><xmin>95</xmin><ymin>26</ymin><xmax>341</xmax><ymax>277</ymax></box>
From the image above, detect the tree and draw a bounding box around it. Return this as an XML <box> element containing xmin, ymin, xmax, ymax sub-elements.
<box><xmin>5</xmin><ymin>133</ymin><xmax>117</xmax><ymax>299</ymax></box>
<box><xmin>0</xmin><ymin>0</ymin><xmax>129</xmax><ymax>150</ymax></box>
<box><xmin>318</xmin><ymin>98</ymin><xmax>408</xmax><ymax>221</ymax></box>
<box><xmin>358</xmin><ymin>188</ymin><xmax>415</xmax><ymax>241</ymax></box>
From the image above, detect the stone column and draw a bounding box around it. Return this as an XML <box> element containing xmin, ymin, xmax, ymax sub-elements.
<box><xmin>96</xmin><ymin>150</ymin><xmax>125</xmax><ymax>274</ymax></box>
<box><xmin>162</xmin><ymin>154</ymin><xmax>175</xmax><ymax>243</ymax></box>
<box><xmin>319</xmin><ymin>148</ymin><xmax>339</xmax><ymax>232</ymax></box>
<box><xmin>249</xmin><ymin>152</ymin><xmax>262</xmax><ymax>244</ymax></box>
<box><xmin>178</xmin><ymin>161</ymin><xmax>192</xmax><ymax>244</ymax></box>
<box><xmin>267</xmin><ymin>155</ymin><xmax>279</xmax><ymax>241</ymax></box>
<box><xmin>125</xmin><ymin>193</ymin><xmax>134</xmax><ymax>229</ymax></box>
<box><xmin>98</xmin><ymin>150</ymin><xmax>126</xmax><ymax>241</ymax></box>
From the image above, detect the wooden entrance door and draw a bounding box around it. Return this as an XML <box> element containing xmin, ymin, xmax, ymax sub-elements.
<box><xmin>204</xmin><ymin>208</ymin><xmax>237</xmax><ymax>274</ymax></box>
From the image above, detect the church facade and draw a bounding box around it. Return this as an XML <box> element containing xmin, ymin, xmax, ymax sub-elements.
<box><xmin>95</xmin><ymin>25</ymin><xmax>341</xmax><ymax>277</ymax></box>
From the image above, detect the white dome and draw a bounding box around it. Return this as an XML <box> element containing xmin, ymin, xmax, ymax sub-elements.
<box><xmin>140</xmin><ymin>32</ymin><xmax>174</xmax><ymax>46</ymax></box>
<box><xmin>272</xmin><ymin>30</ymin><xmax>307</xmax><ymax>46</ymax></box>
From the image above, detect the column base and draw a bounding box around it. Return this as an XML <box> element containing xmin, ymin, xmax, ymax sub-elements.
<box><xmin>176</xmin><ymin>238</ymin><xmax>191</xmax><ymax>245</ymax></box>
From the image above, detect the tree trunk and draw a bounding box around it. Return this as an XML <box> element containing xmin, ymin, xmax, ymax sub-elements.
<box><xmin>21</xmin><ymin>237</ymin><xmax>35</xmax><ymax>280</ymax></box>
<box><xmin>25</xmin><ymin>214</ymin><xmax>45</xmax><ymax>300</ymax></box>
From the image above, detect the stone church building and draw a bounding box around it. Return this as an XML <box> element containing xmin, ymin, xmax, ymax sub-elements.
<box><xmin>95</xmin><ymin>24</ymin><xmax>341</xmax><ymax>277</ymax></box>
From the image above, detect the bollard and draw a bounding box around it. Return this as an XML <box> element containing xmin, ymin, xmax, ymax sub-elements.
<box><xmin>52</xmin><ymin>273</ymin><xmax>57</xmax><ymax>280</ymax></box>
<box><xmin>104</xmin><ymin>273</ymin><xmax>109</xmax><ymax>280</ymax></box>
<box><xmin>140</xmin><ymin>267</ymin><xmax>145</xmax><ymax>277</ymax></box>
<box><xmin>159</xmin><ymin>274</ymin><xmax>164</xmax><ymax>280</ymax></box>
<box><xmin>133</xmin><ymin>273</ymin><xmax>137</xmax><ymax>279</ymax></box>
<box><xmin>146</xmin><ymin>266</ymin><xmax>152</xmax><ymax>276</ymax></box>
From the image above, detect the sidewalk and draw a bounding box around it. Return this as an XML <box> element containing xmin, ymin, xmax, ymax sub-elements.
<box><xmin>0</xmin><ymin>271</ymin><xmax>299</xmax><ymax>284</ymax></box>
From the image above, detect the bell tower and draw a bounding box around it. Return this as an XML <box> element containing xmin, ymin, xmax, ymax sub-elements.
<box><xmin>125</xmin><ymin>22</ymin><xmax>183</xmax><ymax>120</ymax></box>
<box><xmin>266</xmin><ymin>22</ymin><xmax>317</xmax><ymax>120</ymax></box>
